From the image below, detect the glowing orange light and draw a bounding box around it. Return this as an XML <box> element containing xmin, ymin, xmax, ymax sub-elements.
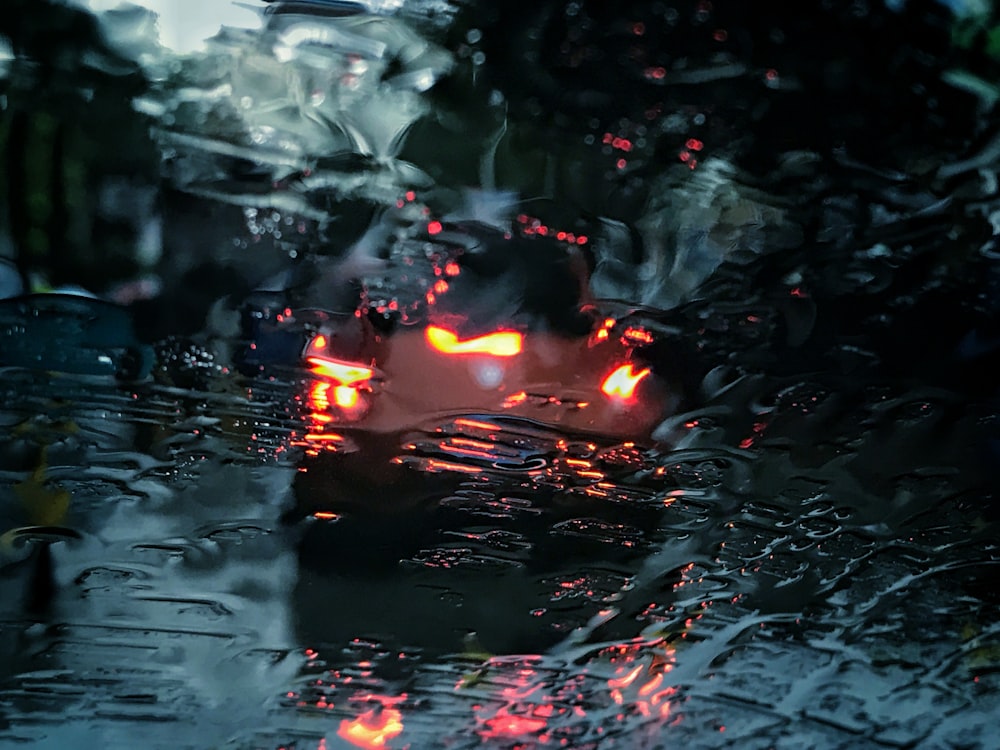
<box><xmin>425</xmin><ymin>326</ymin><xmax>522</xmax><ymax>357</ymax></box>
<box><xmin>639</xmin><ymin>672</ymin><xmax>664</xmax><ymax>696</ymax></box>
<box><xmin>601</xmin><ymin>364</ymin><xmax>651</xmax><ymax>400</ymax></box>
<box><xmin>309</xmin><ymin>381</ymin><xmax>331</xmax><ymax>410</ymax></box>
<box><xmin>438</xmin><ymin>436</ymin><xmax>497</xmax><ymax>460</ymax></box>
<box><xmin>424</xmin><ymin>458</ymin><xmax>484</xmax><ymax>474</ymax></box>
<box><xmin>453</xmin><ymin>418</ymin><xmax>501</xmax><ymax>431</ymax></box>
<box><xmin>311</xmin><ymin>334</ymin><xmax>328</xmax><ymax>350</ymax></box>
<box><xmin>307</xmin><ymin>356</ymin><xmax>374</xmax><ymax>385</ymax></box>
<box><xmin>303</xmin><ymin>432</ymin><xmax>344</xmax><ymax>443</ymax></box>
<box><xmin>608</xmin><ymin>665</ymin><xmax>644</xmax><ymax>689</ymax></box>
<box><xmin>334</xmin><ymin>385</ymin><xmax>359</xmax><ymax>408</ymax></box>
<box><xmin>337</xmin><ymin>707</ymin><xmax>403</xmax><ymax>749</ymax></box>
<box><xmin>503</xmin><ymin>391</ymin><xmax>528</xmax><ymax>407</ymax></box>
<box><xmin>449</xmin><ymin>436</ymin><xmax>496</xmax><ymax>451</ymax></box>
<box><xmin>623</xmin><ymin>326</ymin><xmax>654</xmax><ymax>344</ymax></box>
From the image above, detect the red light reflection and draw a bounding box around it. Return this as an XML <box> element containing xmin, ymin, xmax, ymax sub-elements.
<box><xmin>601</xmin><ymin>364</ymin><xmax>651</xmax><ymax>400</ymax></box>
<box><xmin>480</xmin><ymin>708</ymin><xmax>548</xmax><ymax>739</ymax></box>
<box><xmin>337</xmin><ymin>706</ymin><xmax>404</xmax><ymax>749</ymax></box>
<box><xmin>462</xmin><ymin>638</ymin><xmax>680</xmax><ymax>744</ymax></box>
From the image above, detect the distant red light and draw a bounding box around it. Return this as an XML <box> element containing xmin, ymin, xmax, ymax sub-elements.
<box><xmin>427</xmin><ymin>220</ymin><xmax>443</xmax><ymax>235</ymax></box>
<box><xmin>623</xmin><ymin>326</ymin><xmax>654</xmax><ymax>344</ymax></box>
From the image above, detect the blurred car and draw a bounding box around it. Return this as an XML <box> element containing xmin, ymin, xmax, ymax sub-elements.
<box><xmin>298</xmin><ymin>308</ymin><xmax>676</xmax><ymax>439</ymax></box>
<box><xmin>238</xmin><ymin>218</ymin><xmax>681</xmax><ymax>441</ymax></box>
<box><xmin>0</xmin><ymin>292</ymin><xmax>154</xmax><ymax>379</ymax></box>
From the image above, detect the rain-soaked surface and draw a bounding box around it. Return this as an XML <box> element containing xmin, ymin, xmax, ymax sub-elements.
<box><xmin>1</xmin><ymin>1</ymin><xmax>999</xmax><ymax>748</ymax></box>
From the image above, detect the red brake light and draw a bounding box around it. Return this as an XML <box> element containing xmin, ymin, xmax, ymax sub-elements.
<box><xmin>306</xmin><ymin>356</ymin><xmax>374</xmax><ymax>386</ymax></box>
<box><xmin>601</xmin><ymin>364</ymin><xmax>651</xmax><ymax>400</ymax></box>
<box><xmin>333</xmin><ymin>385</ymin><xmax>359</xmax><ymax>408</ymax></box>
<box><xmin>425</xmin><ymin>326</ymin><xmax>522</xmax><ymax>357</ymax></box>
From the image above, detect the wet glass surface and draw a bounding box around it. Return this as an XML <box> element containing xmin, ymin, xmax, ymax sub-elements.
<box><xmin>1</xmin><ymin>1</ymin><xmax>999</xmax><ymax>748</ymax></box>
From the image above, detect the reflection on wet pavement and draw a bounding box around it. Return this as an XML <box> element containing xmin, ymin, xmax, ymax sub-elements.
<box><xmin>1</xmin><ymin>343</ymin><xmax>996</xmax><ymax>747</ymax></box>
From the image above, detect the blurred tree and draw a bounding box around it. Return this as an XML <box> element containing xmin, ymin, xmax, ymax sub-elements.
<box><xmin>0</xmin><ymin>0</ymin><xmax>160</xmax><ymax>294</ymax></box>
